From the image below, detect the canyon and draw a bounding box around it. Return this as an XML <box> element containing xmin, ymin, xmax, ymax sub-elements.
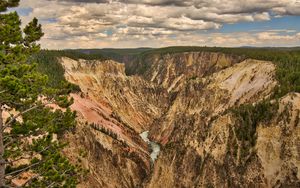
<box><xmin>59</xmin><ymin>51</ymin><xmax>300</xmax><ymax>188</ymax></box>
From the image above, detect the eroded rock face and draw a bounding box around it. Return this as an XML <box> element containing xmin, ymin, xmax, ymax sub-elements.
<box><xmin>62</xmin><ymin>57</ymin><xmax>168</xmax><ymax>133</ymax></box>
<box><xmin>146</xmin><ymin>59</ymin><xmax>279</xmax><ymax>188</ymax></box>
<box><xmin>149</xmin><ymin>59</ymin><xmax>276</xmax><ymax>145</ymax></box>
<box><xmin>127</xmin><ymin>52</ymin><xmax>244</xmax><ymax>92</ymax></box>
<box><xmin>256</xmin><ymin>93</ymin><xmax>300</xmax><ymax>187</ymax></box>
<box><xmin>59</xmin><ymin>52</ymin><xmax>300</xmax><ymax>188</ymax></box>
<box><xmin>60</xmin><ymin>57</ymin><xmax>168</xmax><ymax>188</ymax></box>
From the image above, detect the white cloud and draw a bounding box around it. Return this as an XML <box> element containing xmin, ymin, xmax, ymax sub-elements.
<box><xmin>15</xmin><ymin>0</ymin><xmax>300</xmax><ymax>48</ymax></box>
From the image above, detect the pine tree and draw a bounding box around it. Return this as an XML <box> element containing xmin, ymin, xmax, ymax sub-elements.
<box><xmin>0</xmin><ymin>1</ymin><xmax>79</xmax><ymax>187</ymax></box>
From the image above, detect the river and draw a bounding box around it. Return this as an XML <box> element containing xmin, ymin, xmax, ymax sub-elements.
<box><xmin>140</xmin><ymin>131</ymin><xmax>160</xmax><ymax>162</ymax></box>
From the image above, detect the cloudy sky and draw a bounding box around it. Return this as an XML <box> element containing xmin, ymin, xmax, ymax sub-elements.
<box><xmin>10</xmin><ymin>0</ymin><xmax>300</xmax><ymax>49</ymax></box>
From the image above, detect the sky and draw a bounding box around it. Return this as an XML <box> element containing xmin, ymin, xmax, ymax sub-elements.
<box><xmin>10</xmin><ymin>0</ymin><xmax>300</xmax><ymax>49</ymax></box>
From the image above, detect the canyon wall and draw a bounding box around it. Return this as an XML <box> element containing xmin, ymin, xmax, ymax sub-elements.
<box><xmin>59</xmin><ymin>52</ymin><xmax>300</xmax><ymax>187</ymax></box>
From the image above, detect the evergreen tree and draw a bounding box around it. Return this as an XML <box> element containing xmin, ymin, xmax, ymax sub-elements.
<box><xmin>0</xmin><ymin>1</ymin><xmax>79</xmax><ymax>187</ymax></box>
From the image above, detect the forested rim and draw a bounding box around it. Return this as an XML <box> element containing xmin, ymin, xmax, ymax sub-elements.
<box><xmin>38</xmin><ymin>47</ymin><xmax>300</xmax><ymax>98</ymax></box>
<box><xmin>129</xmin><ymin>46</ymin><xmax>300</xmax><ymax>97</ymax></box>
<box><xmin>38</xmin><ymin>46</ymin><xmax>300</xmax><ymax>117</ymax></box>
<box><xmin>33</xmin><ymin>46</ymin><xmax>300</xmax><ymax>174</ymax></box>
<box><xmin>32</xmin><ymin>50</ymin><xmax>94</xmax><ymax>93</ymax></box>
<box><xmin>35</xmin><ymin>46</ymin><xmax>300</xmax><ymax>117</ymax></box>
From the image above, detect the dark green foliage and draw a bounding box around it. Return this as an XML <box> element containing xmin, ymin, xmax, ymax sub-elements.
<box><xmin>0</xmin><ymin>3</ymin><xmax>80</xmax><ymax>187</ymax></box>
<box><xmin>139</xmin><ymin>46</ymin><xmax>213</xmax><ymax>57</ymax></box>
<box><xmin>28</xmin><ymin>137</ymin><xmax>78</xmax><ymax>188</ymax></box>
<box><xmin>5</xmin><ymin>136</ymin><xmax>79</xmax><ymax>188</ymax></box>
<box><xmin>90</xmin><ymin>123</ymin><xmax>118</xmax><ymax>139</ymax></box>
<box><xmin>0</xmin><ymin>11</ymin><xmax>22</xmax><ymax>45</ymax></box>
<box><xmin>231</xmin><ymin>101</ymin><xmax>279</xmax><ymax>161</ymax></box>
<box><xmin>77</xmin><ymin>48</ymin><xmax>153</xmax><ymax>62</ymax></box>
<box><xmin>39</xmin><ymin>50</ymin><xmax>106</xmax><ymax>61</ymax></box>
<box><xmin>0</xmin><ymin>12</ymin><xmax>47</xmax><ymax>107</ymax></box>
<box><xmin>0</xmin><ymin>0</ymin><xmax>19</xmax><ymax>12</ymax></box>
<box><xmin>23</xmin><ymin>18</ymin><xmax>43</xmax><ymax>47</ymax></box>
<box><xmin>33</xmin><ymin>50</ymin><xmax>81</xmax><ymax>93</ymax></box>
<box><xmin>10</xmin><ymin>107</ymin><xmax>76</xmax><ymax>135</ymax></box>
<box><xmin>4</xmin><ymin>107</ymin><xmax>78</xmax><ymax>187</ymax></box>
<box><xmin>55</xmin><ymin>96</ymin><xmax>74</xmax><ymax>108</ymax></box>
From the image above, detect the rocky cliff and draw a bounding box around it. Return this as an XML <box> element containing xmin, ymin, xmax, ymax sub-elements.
<box><xmin>60</xmin><ymin>57</ymin><xmax>168</xmax><ymax>188</ymax></box>
<box><xmin>59</xmin><ymin>51</ymin><xmax>300</xmax><ymax>188</ymax></box>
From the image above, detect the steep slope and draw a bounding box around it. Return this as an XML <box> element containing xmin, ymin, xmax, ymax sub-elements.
<box><xmin>62</xmin><ymin>57</ymin><xmax>168</xmax><ymax>132</ymax></box>
<box><xmin>126</xmin><ymin>52</ymin><xmax>244</xmax><ymax>92</ymax></box>
<box><xmin>146</xmin><ymin>59</ymin><xmax>279</xmax><ymax>187</ymax></box>
<box><xmin>144</xmin><ymin>56</ymin><xmax>300</xmax><ymax>187</ymax></box>
<box><xmin>256</xmin><ymin>93</ymin><xmax>300</xmax><ymax>187</ymax></box>
<box><xmin>148</xmin><ymin>59</ymin><xmax>276</xmax><ymax>145</ymax></box>
<box><xmin>59</xmin><ymin>57</ymin><xmax>167</xmax><ymax>188</ymax></box>
<box><xmin>57</xmin><ymin>51</ymin><xmax>300</xmax><ymax>188</ymax></box>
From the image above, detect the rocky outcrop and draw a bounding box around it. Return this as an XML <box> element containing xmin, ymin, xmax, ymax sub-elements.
<box><xmin>60</xmin><ymin>57</ymin><xmax>167</xmax><ymax>187</ymax></box>
<box><xmin>59</xmin><ymin>52</ymin><xmax>300</xmax><ymax>188</ymax></box>
<box><xmin>126</xmin><ymin>52</ymin><xmax>244</xmax><ymax>92</ymax></box>
<box><xmin>256</xmin><ymin>93</ymin><xmax>300</xmax><ymax>187</ymax></box>
<box><xmin>146</xmin><ymin>59</ymin><xmax>280</xmax><ymax>188</ymax></box>
<box><xmin>63</xmin><ymin>120</ymin><xmax>149</xmax><ymax>188</ymax></box>
<box><xmin>62</xmin><ymin>57</ymin><xmax>168</xmax><ymax>133</ymax></box>
<box><xmin>149</xmin><ymin>59</ymin><xmax>276</xmax><ymax>145</ymax></box>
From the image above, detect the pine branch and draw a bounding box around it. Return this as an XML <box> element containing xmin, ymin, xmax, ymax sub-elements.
<box><xmin>8</xmin><ymin>145</ymin><xmax>52</xmax><ymax>165</ymax></box>
<box><xmin>3</xmin><ymin>135</ymin><xmax>27</xmax><ymax>146</ymax></box>
<box><xmin>22</xmin><ymin>169</ymin><xmax>47</xmax><ymax>187</ymax></box>
<box><xmin>3</xmin><ymin>105</ymin><xmax>42</xmax><ymax>129</ymax></box>
<box><xmin>46</xmin><ymin>182</ymin><xmax>57</xmax><ymax>188</ymax></box>
<box><xmin>5</xmin><ymin>161</ymin><xmax>41</xmax><ymax>177</ymax></box>
<box><xmin>2</xmin><ymin>102</ymin><xmax>52</xmax><ymax>130</ymax></box>
<box><xmin>4</xmin><ymin>137</ymin><xmax>14</xmax><ymax>148</ymax></box>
